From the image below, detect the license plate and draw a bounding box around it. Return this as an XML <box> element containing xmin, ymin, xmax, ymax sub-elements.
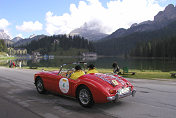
<box><xmin>119</xmin><ymin>87</ymin><xmax>130</xmax><ymax>95</ymax></box>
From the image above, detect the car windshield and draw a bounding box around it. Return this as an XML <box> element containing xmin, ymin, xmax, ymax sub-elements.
<box><xmin>58</xmin><ymin>62</ymin><xmax>87</xmax><ymax>75</ymax></box>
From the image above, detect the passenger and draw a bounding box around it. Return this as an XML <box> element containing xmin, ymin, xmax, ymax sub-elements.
<box><xmin>70</xmin><ymin>65</ymin><xmax>85</xmax><ymax>80</ymax></box>
<box><xmin>87</xmin><ymin>64</ymin><xmax>98</xmax><ymax>74</ymax></box>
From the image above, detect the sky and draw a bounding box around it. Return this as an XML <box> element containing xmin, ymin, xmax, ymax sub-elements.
<box><xmin>0</xmin><ymin>0</ymin><xmax>176</xmax><ymax>39</ymax></box>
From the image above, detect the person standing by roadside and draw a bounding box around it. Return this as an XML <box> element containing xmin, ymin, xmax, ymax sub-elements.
<box><xmin>9</xmin><ymin>60</ymin><xmax>12</xmax><ymax>68</ymax></box>
<box><xmin>112</xmin><ymin>62</ymin><xmax>120</xmax><ymax>74</ymax></box>
<box><xmin>19</xmin><ymin>61</ymin><xmax>22</xmax><ymax>68</ymax></box>
<box><xmin>12</xmin><ymin>62</ymin><xmax>16</xmax><ymax>68</ymax></box>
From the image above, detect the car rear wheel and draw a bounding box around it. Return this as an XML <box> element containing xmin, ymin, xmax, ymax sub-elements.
<box><xmin>77</xmin><ymin>86</ymin><xmax>94</xmax><ymax>107</ymax></box>
<box><xmin>36</xmin><ymin>78</ymin><xmax>46</xmax><ymax>94</ymax></box>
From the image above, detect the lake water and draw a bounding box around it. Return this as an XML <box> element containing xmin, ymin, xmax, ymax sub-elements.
<box><xmin>2</xmin><ymin>56</ymin><xmax>176</xmax><ymax>72</ymax></box>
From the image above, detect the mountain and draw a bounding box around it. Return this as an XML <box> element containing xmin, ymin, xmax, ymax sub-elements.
<box><xmin>95</xmin><ymin>4</ymin><xmax>176</xmax><ymax>56</ymax></box>
<box><xmin>154</xmin><ymin>4</ymin><xmax>176</xmax><ymax>22</ymax></box>
<box><xmin>0</xmin><ymin>29</ymin><xmax>11</xmax><ymax>40</ymax></box>
<box><xmin>12</xmin><ymin>36</ymin><xmax>23</xmax><ymax>42</ymax></box>
<box><xmin>102</xmin><ymin>4</ymin><xmax>176</xmax><ymax>41</ymax></box>
<box><xmin>95</xmin><ymin>20</ymin><xmax>176</xmax><ymax>56</ymax></box>
<box><xmin>13</xmin><ymin>35</ymin><xmax>46</xmax><ymax>47</ymax></box>
<box><xmin>70</xmin><ymin>23</ymin><xmax>108</xmax><ymax>41</ymax></box>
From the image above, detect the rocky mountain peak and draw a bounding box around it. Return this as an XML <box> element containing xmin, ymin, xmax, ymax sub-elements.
<box><xmin>165</xmin><ymin>4</ymin><xmax>175</xmax><ymax>12</ymax></box>
<box><xmin>154</xmin><ymin>4</ymin><xmax>176</xmax><ymax>22</ymax></box>
<box><xmin>70</xmin><ymin>22</ymin><xmax>108</xmax><ymax>41</ymax></box>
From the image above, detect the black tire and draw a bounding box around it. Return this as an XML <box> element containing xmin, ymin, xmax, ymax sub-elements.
<box><xmin>77</xmin><ymin>86</ymin><xmax>94</xmax><ymax>107</ymax></box>
<box><xmin>36</xmin><ymin>78</ymin><xmax>46</xmax><ymax>94</ymax></box>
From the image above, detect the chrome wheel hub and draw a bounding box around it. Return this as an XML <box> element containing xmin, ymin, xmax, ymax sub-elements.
<box><xmin>37</xmin><ymin>80</ymin><xmax>43</xmax><ymax>92</ymax></box>
<box><xmin>79</xmin><ymin>89</ymin><xmax>90</xmax><ymax>105</ymax></box>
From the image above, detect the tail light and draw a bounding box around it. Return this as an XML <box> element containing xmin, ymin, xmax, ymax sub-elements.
<box><xmin>109</xmin><ymin>89</ymin><xmax>116</xmax><ymax>94</ymax></box>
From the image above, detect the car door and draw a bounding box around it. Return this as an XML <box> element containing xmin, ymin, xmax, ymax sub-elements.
<box><xmin>53</xmin><ymin>75</ymin><xmax>76</xmax><ymax>97</ymax></box>
<box><xmin>45</xmin><ymin>72</ymin><xmax>77</xmax><ymax>97</ymax></box>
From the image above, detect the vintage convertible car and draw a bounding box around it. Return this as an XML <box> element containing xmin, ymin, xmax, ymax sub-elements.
<box><xmin>34</xmin><ymin>62</ymin><xmax>136</xmax><ymax>107</ymax></box>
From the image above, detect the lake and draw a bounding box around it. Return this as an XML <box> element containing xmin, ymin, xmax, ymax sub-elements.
<box><xmin>2</xmin><ymin>56</ymin><xmax>176</xmax><ymax>72</ymax></box>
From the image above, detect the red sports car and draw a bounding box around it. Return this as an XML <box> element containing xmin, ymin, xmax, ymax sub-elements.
<box><xmin>34</xmin><ymin>62</ymin><xmax>136</xmax><ymax>107</ymax></box>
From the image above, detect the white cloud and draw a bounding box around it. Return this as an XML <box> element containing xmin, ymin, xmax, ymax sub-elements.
<box><xmin>45</xmin><ymin>0</ymin><xmax>164</xmax><ymax>35</ymax></box>
<box><xmin>0</xmin><ymin>18</ymin><xmax>12</xmax><ymax>39</ymax></box>
<box><xmin>0</xmin><ymin>18</ymin><xmax>10</xmax><ymax>29</ymax></box>
<box><xmin>16</xmin><ymin>21</ymin><xmax>43</xmax><ymax>32</ymax></box>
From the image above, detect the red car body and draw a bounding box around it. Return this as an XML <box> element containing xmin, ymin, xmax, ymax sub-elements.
<box><xmin>34</xmin><ymin>69</ymin><xmax>136</xmax><ymax>107</ymax></box>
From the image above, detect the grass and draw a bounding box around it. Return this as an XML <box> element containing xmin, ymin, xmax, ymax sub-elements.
<box><xmin>21</xmin><ymin>66</ymin><xmax>176</xmax><ymax>80</ymax></box>
<box><xmin>98</xmin><ymin>69</ymin><xmax>175</xmax><ymax>79</ymax></box>
<box><xmin>121</xmin><ymin>70</ymin><xmax>173</xmax><ymax>79</ymax></box>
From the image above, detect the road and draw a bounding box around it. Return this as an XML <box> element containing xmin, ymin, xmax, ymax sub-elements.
<box><xmin>0</xmin><ymin>67</ymin><xmax>176</xmax><ymax>118</ymax></box>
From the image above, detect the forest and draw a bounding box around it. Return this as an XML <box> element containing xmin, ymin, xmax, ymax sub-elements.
<box><xmin>130</xmin><ymin>36</ymin><xmax>176</xmax><ymax>58</ymax></box>
<box><xmin>23</xmin><ymin>35</ymin><xmax>95</xmax><ymax>55</ymax></box>
<box><xmin>0</xmin><ymin>40</ymin><xmax>7</xmax><ymax>52</ymax></box>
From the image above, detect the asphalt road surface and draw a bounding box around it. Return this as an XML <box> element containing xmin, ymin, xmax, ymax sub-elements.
<box><xmin>0</xmin><ymin>67</ymin><xmax>176</xmax><ymax>118</ymax></box>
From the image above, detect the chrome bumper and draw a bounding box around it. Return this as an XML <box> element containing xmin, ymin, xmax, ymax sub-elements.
<box><xmin>107</xmin><ymin>90</ymin><xmax>136</xmax><ymax>101</ymax></box>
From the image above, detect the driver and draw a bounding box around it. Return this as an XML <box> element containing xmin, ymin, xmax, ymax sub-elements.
<box><xmin>70</xmin><ymin>65</ymin><xmax>85</xmax><ymax>80</ymax></box>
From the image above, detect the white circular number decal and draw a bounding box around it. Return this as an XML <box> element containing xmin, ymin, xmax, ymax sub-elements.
<box><xmin>59</xmin><ymin>78</ymin><xmax>69</xmax><ymax>93</ymax></box>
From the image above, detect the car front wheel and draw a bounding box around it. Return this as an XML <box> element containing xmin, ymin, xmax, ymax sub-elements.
<box><xmin>36</xmin><ymin>78</ymin><xmax>46</xmax><ymax>94</ymax></box>
<box><xmin>77</xmin><ymin>86</ymin><xmax>94</xmax><ymax>107</ymax></box>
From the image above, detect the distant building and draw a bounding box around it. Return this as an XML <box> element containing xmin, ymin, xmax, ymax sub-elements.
<box><xmin>8</xmin><ymin>48</ymin><xmax>27</xmax><ymax>56</ymax></box>
<box><xmin>82</xmin><ymin>52</ymin><xmax>97</xmax><ymax>57</ymax></box>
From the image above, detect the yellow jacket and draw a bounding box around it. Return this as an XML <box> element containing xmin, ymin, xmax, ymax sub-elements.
<box><xmin>70</xmin><ymin>70</ymin><xmax>85</xmax><ymax>80</ymax></box>
<box><xmin>87</xmin><ymin>69</ymin><xmax>98</xmax><ymax>74</ymax></box>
